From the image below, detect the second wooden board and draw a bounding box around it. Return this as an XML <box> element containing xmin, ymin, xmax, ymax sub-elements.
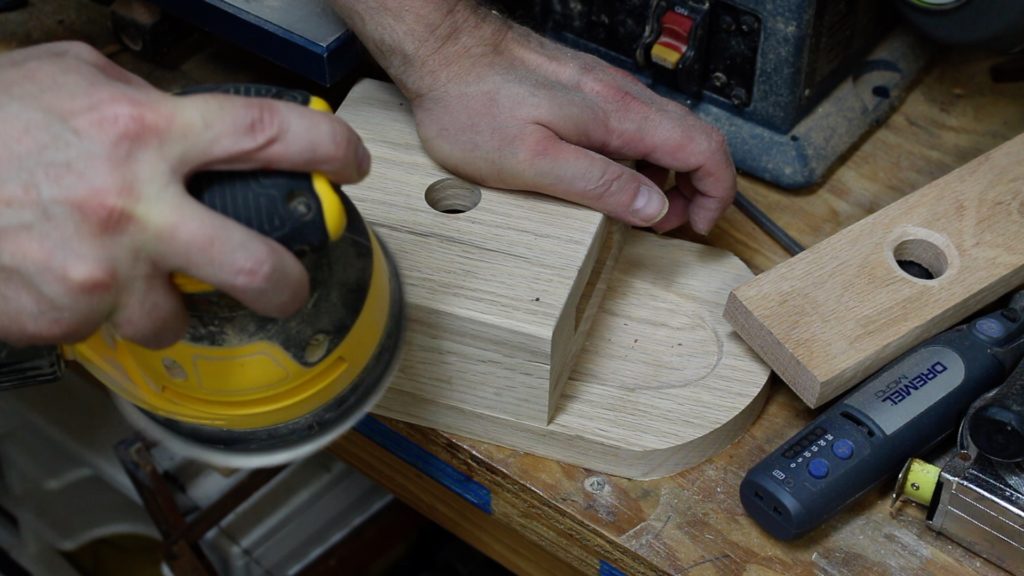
<box><xmin>725</xmin><ymin>133</ymin><xmax>1024</xmax><ymax>407</ymax></box>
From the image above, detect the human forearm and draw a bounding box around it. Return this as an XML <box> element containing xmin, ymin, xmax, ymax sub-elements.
<box><xmin>332</xmin><ymin>0</ymin><xmax>510</xmax><ymax>99</ymax></box>
<box><xmin>0</xmin><ymin>42</ymin><xmax>370</xmax><ymax>347</ymax></box>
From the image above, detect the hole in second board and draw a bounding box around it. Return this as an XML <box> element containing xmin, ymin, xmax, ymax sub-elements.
<box><xmin>897</xmin><ymin>259</ymin><xmax>935</xmax><ymax>280</ymax></box>
<box><xmin>425</xmin><ymin>178</ymin><xmax>482</xmax><ymax>214</ymax></box>
<box><xmin>893</xmin><ymin>238</ymin><xmax>948</xmax><ymax>281</ymax></box>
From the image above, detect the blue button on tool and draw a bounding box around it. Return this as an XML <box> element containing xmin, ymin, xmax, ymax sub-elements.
<box><xmin>974</xmin><ymin>317</ymin><xmax>1007</xmax><ymax>340</ymax></box>
<box><xmin>832</xmin><ymin>439</ymin><xmax>855</xmax><ymax>460</ymax></box>
<box><xmin>808</xmin><ymin>458</ymin><xmax>830</xmax><ymax>479</ymax></box>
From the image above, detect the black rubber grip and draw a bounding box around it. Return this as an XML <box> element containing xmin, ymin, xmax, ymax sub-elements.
<box><xmin>969</xmin><ymin>359</ymin><xmax>1024</xmax><ymax>462</ymax></box>
<box><xmin>177</xmin><ymin>84</ymin><xmax>333</xmax><ymax>254</ymax></box>
<box><xmin>176</xmin><ymin>83</ymin><xmax>312</xmax><ymax>106</ymax></box>
<box><xmin>187</xmin><ymin>170</ymin><xmax>329</xmax><ymax>254</ymax></box>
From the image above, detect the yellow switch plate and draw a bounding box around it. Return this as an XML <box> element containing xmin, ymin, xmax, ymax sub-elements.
<box><xmin>651</xmin><ymin>44</ymin><xmax>683</xmax><ymax>68</ymax></box>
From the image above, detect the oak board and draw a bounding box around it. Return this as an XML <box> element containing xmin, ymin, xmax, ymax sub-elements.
<box><xmin>15</xmin><ymin>6</ymin><xmax>1024</xmax><ymax>574</ymax></box>
<box><xmin>725</xmin><ymin>133</ymin><xmax>1024</xmax><ymax>407</ymax></box>
<box><xmin>341</xmin><ymin>80</ymin><xmax>771</xmax><ymax>478</ymax></box>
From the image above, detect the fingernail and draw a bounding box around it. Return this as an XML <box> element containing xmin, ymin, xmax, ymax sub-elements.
<box><xmin>356</xmin><ymin>143</ymin><xmax>371</xmax><ymax>176</ymax></box>
<box><xmin>651</xmin><ymin>222</ymin><xmax>672</xmax><ymax>235</ymax></box>
<box><xmin>630</xmin><ymin>185</ymin><xmax>669</xmax><ymax>224</ymax></box>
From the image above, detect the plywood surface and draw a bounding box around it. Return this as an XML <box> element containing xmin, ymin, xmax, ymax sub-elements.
<box><xmin>725</xmin><ymin>133</ymin><xmax>1024</xmax><ymax>408</ymax></box>
<box><xmin>341</xmin><ymin>80</ymin><xmax>770</xmax><ymax>479</ymax></box>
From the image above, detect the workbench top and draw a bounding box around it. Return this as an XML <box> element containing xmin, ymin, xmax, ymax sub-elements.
<box><xmin>334</xmin><ymin>49</ymin><xmax>1024</xmax><ymax>576</ymax></box>
<box><xmin>7</xmin><ymin>2</ymin><xmax>1024</xmax><ymax>574</ymax></box>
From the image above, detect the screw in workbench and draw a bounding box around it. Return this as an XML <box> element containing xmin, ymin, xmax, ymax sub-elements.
<box><xmin>585</xmin><ymin>476</ymin><xmax>608</xmax><ymax>493</ymax></box>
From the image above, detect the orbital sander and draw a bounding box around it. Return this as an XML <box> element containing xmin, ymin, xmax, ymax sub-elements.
<box><xmin>0</xmin><ymin>85</ymin><xmax>404</xmax><ymax>469</ymax></box>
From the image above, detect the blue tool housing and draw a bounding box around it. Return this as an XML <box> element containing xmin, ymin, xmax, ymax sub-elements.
<box><xmin>742</xmin><ymin>298</ymin><xmax>1024</xmax><ymax>540</ymax></box>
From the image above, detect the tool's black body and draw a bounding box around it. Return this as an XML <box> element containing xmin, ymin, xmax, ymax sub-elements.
<box><xmin>968</xmin><ymin>357</ymin><xmax>1024</xmax><ymax>463</ymax></box>
<box><xmin>742</xmin><ymin>295</ymin><xmax>1024</xmax><ymax>540</ymax></box>
<box><xmin>498</xmin><ymin>0</ymin><xmax>893</xmax><ymax>128</ymax></box>
<box><xmin>898</xmin><ymin>0</ymin><xmax>1024</xmax><ymax>53</ymax></box>
<box><xmin>491</xmin><ymin>0</ymin><xmax>928</xmax><ymax>188</ymax></box>
<box><xmin>179</xmin><ymin>84</ymin><xmax>338</xmax><ymax>255</ymax></box>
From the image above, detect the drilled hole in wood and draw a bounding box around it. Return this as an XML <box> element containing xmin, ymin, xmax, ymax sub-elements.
<box><xmin>893</xmin><ymin>238</ymin><xmax>948</xmax><ymax>280</ymax></box>
<box><xmin>425</xmin><ymin>178</ymin><xmax>481</xmax><ymax>214</ymax></box>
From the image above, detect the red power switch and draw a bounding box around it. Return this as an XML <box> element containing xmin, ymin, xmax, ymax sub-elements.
<box><xmin>651</xmin><ymin>10</ymin><xmax>695</xmax><ymax>69</ymax></box>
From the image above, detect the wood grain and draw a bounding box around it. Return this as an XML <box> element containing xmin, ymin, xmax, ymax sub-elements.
<box><xmin>334</xmin><ymin>49</ymin><xmax>1024</xmax><ymax>576</ymax></box>
<box><xmin>10</xmin><ymin>6</ymin><xmax>1024</xmax><ymax>574</ymax></box>
<box><xmin>339</xmin><ymin>80</ymin><xmax>611</xmax><ymax>427</ymax></box>
<box><xmin>328</xmin><ymin>432</ymin><xmax>583</xmax><ymax>576</ymax></box>
<box><xmin>725</xmin><ymin>133</ymin><xmax>1024</xmax><ymax>407</ymax></box>
<box><xmin>373</xmin><ymin>231</ymin><xmax>771</xmax><ymax>479</ymax></box>
<box><xmin>341</xmin><ymin>80</ymin><xmax>770</xmax><ymax>479</ymax></box>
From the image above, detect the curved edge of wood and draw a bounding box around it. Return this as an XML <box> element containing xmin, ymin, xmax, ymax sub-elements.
<box><xmin>374</xmin><ymin>232</ymin><xmax>772</xmax><ymax>479</ymax></box>
<box><xmin>371</xmin><ymin>381</ymin><xmax>770</xmax><ymax>479</ymax></box>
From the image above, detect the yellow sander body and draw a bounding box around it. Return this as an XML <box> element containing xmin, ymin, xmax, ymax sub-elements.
<box><xmin>77</xmin><ymin>186</ymin><xmax>401</xmax><ymax>468</ymax></box>
<box><xmin>0</xmin><ymin>86</ymin><xmax>403</xmax><ymax>468</ymax></box>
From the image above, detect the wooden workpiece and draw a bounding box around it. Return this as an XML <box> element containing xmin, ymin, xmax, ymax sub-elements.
<box><xmin>726</xmin><ymin>134</ymin><xmax>1024</xmax><ymax>408</ymax></box>
<box><xmin>340</xmin><ymin>80</ymin><xmax>770</xmax><ymax>478</ymax></box>
<box><xmin>341</xmin><ymin>79</ymin><xmax>613</xmax><ymax>429</ymax></box>
<box><xmin>334</xmin><ymin>53</ymin><xmax>1022</xmax><ymax>575</ymax></box>
<box><xmin>9</xmin><ymin>3</ymin><xmax>1024</xmax><ymax>574</ymax></box>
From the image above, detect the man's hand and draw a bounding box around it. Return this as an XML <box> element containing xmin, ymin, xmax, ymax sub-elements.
<box><xmin>0</xmin><ymin>42</ymin><xmax>371</xmax><ymax>348</ymax></box>
<box><xmin>335</xmin><ymin>0</ymin><xmax>735</xmax><ymax>233</ymax></box>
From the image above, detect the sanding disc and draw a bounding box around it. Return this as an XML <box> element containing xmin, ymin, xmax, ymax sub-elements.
<box><xmin>116</xmin><ymin>244</ymin><xmax>405</xmax><ymax>469</ymax></box>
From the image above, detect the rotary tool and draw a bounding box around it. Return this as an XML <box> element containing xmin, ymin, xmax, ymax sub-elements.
<box><xmin>741</xmin><ymin>292</ymin><xmax>1024</xmax><ymax>540</ymax></box>
<box><xmin>0</xmin><ymin>84</ymin><xmax>404</xmax><ymax>469</ymax></box>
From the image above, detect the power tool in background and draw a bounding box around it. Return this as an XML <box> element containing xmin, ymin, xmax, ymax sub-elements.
<box><xmin>490</xmin><ymin>0</ymin><xmax>929</xmax><ymax>189</ymax></box>
<box><xmin>741</xmin><ymin>292</ymin><xmax>1024</xmax><ymax>541</ymax></box>
<box><xmin>898</xmin><ymin>0</ymin><xmax>1024</xmax><ymax>54</ymax></box>
<box><xmin>0</xmin><ymin>84</ymin><xmax>405</xmax><ymax>469</ymax></box>
<box><xmin>105</xmin><ymin>0</ymin><xmax>929</xmax><ymax>190</ymax></box>
<box><xmin>898</xmin><ymin>0</ymin><xmax>1024</xmax><ymax>85</ymax></box>
<box><xmin>890</xmin><ymin>358</ymin><xmax>1024</xmax><ymax>576</ymax></box>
